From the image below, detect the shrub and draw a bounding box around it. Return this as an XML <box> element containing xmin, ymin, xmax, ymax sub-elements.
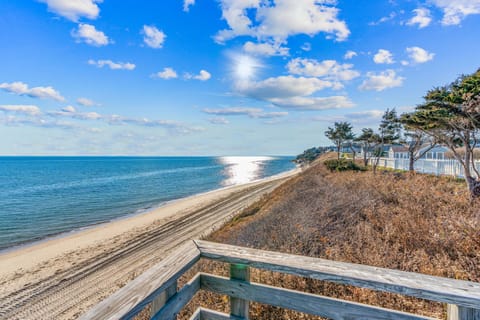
<box><xmin>324</xmin><ymin>159</ymin><xmax>365</xmax><ymax>172</ymax></box>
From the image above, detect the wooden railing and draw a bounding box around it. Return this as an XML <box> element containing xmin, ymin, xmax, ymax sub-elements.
<box><xmin>81</xmin><ymin>240</ymin><xmax>480</xmax><ymax>320</ymax></box>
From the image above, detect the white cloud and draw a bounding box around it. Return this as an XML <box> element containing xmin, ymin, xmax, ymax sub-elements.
<box><xmin>39</xmin><ymin>0</ymin><xmax>102</xmax><ymax>22</ymax></box>
<box><xmin>0</xmin><ymin>105</ymin><xmax>41</xmax><ymax>115</ymax></box>
<box><xmin>0</xmin><ymin>81</ymin><xmax>65</xmax><ymax>101</ymax></box>
<box><xmin>369</xmin><ymin>12</ymin><xmax>397</xmax><ymax>26</ymax></box>
<box><xmin>77</xmin><ymin>97</ymin><xmax>99</xmax><ymax>107</ymax></box>
<box><xmin>243</xmin><ymin>41</ymin><xmax>289</xmax><ymax>56</ymax></box>
<box><xmin>152</xmin><ymin>67</ymin><xmax>178</xmax><ymax>79</ymax></box>
<box><xmin>142</xmin><ymin>25</ymin><xmax>166</xmax><ymax>49</ymax></box>
<box><xmin>286</xmin><ymin>58</ymin><xmax>360</xmax><ymax>81</ymax></box>
<box><xmin>215</xmin><ymin>0</ymin><xmax>350</xmax><ymax>44</ymax></box>
<box><xmin>237</xmin><ymin>76</ymin><xmax>333</xmax><ymax>101</ymax></box>
<box><xmin>88</xmin><ymin>59</ymin><xmax>136</xmax><ymax>70</ymax></box>
<box><xmin>301</xmin><ymin>42</ymin><xmax>311</xmax><ymax>51</ymax></box>
<box><xmin>183</xmin><ymin>0</ymin><xmax>195</xmax><ymax>12</ymax></box>
<box><xmin>185</xmin><ymin>70</ymin><xmax>211</xmax><ymax>81</ymax></box>
<box><xmin>203</xmin><ymin>107</ymin><xmax>288</xmax><ymax>119</ymax></box>
<box><xmin>72</xmin><ymin>24</ymin><xmax>110</xmax><ymax>46</ymax></box>
<box><xmin>359</xmin><ymin>69</ymin><xmax>404</xmax><ymax>91</ymax></box>
<box><xmin>406</xmin><ymin>8</ymin><xmax>432</xmax><ymax>28</ymax></box>
<box><xmin>432</xmin><ymin>0</ymin><xmax>480</xmax><ymax>25</ymax></box>
<box><xmin>373</xmin><ymin>49</ymin><xmax>395</xmax><ymax>64</ymax></box>
<box><xmin>406</xmin><ymin>46</ymin><xmax>435</xmax><ymax>64</ymax></box>
<box><xmin>344</xmin><ymin>50</ymin><xmax>357</xmax><ymax>59</ymax></box>
<box><xmin>268</xmin><ymin>96</ymin><xmax>355</xmax><ymax>110</ymax></box>
<box><xmin>208</xmin><ymin>117</ymin><xmax>229</xmax><ymax>125</ymax></box>
<box><xmin>62</xmin><ymin>105</ymin><xmax>76</xmax><ymax>113</ymax></box>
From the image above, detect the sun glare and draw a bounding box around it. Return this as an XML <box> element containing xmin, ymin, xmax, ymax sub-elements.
<box><xmin>218</xmin><ymin>156</ymin><xmax>274</xmax><ymax>186</ymax></box>
<box><xmin>232</xmin><ymin>54</ymin><xmax>261</xmax><ymax>81</ymax></box>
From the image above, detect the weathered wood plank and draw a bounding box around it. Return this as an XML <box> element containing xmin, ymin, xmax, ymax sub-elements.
<box><xmin>195</xmin><ymin>240</ymin><xmax>480</xmax><ymax>309</ymax></box>
<box><xmin>151</xmin><ymin>280</ymin><xmax>177</xmax><ymax>317</ymax></box>
<box><xmin>199</xmin><ymin>307</ymin><xmax>243</xmax><ymax>320</ymax></box>
<box><xmin>80</xmin><ymin>241</ymin><xmax>200</xmax><ymax>320</ymax></box>
<box><xmin>448</xmin><ymin>304</ymin><xmax>480</xmax><ymax>320</ymax></box>
<box><xmin>200</xmin><ymin>274</ymin><xmax>436</xmax><ymax>320</ymax></box>
<box><xmin>230</xmin><ymin>264</ymin><xmax>249</xmax><ymax>319</ymax></box>
<box><xmin>151</xmin><ymin>275</ymin><xmax>200</xmax><ymax>320</ymax></box>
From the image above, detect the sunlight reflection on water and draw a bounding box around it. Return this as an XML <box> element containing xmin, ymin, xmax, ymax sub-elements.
<box><xmin>218</xmin><ymin>156</ymin><xmax>275</xmax><ymax>186</ymax></box>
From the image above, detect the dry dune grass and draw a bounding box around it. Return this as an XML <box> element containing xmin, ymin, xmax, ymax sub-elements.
<box><xmin>144</xmin><ymin>153</ymin><xmax>480</xmax><ymax>319</ymax></box>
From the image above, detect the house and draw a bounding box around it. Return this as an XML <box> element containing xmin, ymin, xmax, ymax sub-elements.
<box><xmin>418</xmin><ymin>146</ymin><xmax>448</xmax><ymax>160</ymax></box>
<box><xmin>388</xmin><ymin>145</ymin><xmax>409</xmax><ymax>159</ymax></box>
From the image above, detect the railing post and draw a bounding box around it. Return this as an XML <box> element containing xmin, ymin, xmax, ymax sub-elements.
<box><xmin>230</xmin><ymin>263</ymin><xmax>250</xmax><ymax>319</ymax></box>
<box><xmin>151</xmin><ymin>280</ymin><xmax>177</xmax><ymax>319</ymax></box>
<box><xmin>448</xmin><ymin>304</ymin><xmax>480</xmax><ymax>320</ymax></box>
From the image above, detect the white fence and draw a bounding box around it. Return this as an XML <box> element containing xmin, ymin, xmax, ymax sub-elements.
<box><xmin>370</xmin><ymin>158</ymin><xmax>480</xmax><ymax>179</ymax></box>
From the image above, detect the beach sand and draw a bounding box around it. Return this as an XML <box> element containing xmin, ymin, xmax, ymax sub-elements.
<box><xmin>0</xmin><ymin>168</ymin><xmax>299</xmax><ymax>319</ymax></box>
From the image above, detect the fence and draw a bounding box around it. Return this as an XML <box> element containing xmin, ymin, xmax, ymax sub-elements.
<box><xmin>369</xmin><ymin>158</ymin><xmax>480</xmax><ymax>178</ymax></box>
<box><xmin>81</xmin><ymin>240</ymin><xmax>480</xmax><ymax>320</ymax></box>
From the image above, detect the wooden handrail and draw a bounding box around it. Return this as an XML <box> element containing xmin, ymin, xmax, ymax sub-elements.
<box><xmin>81</xmin><ymin>240</ymin><xmax>480</xmax><ymax>320</ymax></box>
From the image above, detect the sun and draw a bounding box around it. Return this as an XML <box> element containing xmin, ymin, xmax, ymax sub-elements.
<box><xmin>232</xmin><ymin>54</ymin><xmax>261</xmax><ymax>81</ymax></box>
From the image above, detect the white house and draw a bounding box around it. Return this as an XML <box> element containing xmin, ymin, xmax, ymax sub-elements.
<box><xmin>418</xmin><ymin>146</ymin><xmax>448</xmax><ymax>160</ymax></box>
<box><xmin>388</xmin><ymin>145</ymin><xmax>409</xmax><ymax>159</ymax></box>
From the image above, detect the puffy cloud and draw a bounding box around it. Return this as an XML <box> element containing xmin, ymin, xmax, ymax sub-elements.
<box><xmin>406</xmin><ymin>8</ymin><xmax>432</xmax><ymax>28</ymax></box>
<box><xmin>185</xmin><ymin>70</ymin><xmax>211</xmax><ymax>81</ymax></box>
<box><xmin>406</xmin><ymin>46</ymin><xmax>435</xmax><ymax>64</ymax></box>
<box><xmin>152</xmin><ymin>67</ymin><xmax>178</xmax><ymax>79</ymax></box>
<box><xmin>142</xmin><ymin>25</ymin><xmax>166</xmax><ymax>49</ymax></box>
<box><xmin>234</xmin><ymin>75</ymin><xmax>355</xmax><ymax>111</ymax></box>
<box><xmin>286</xmin><ymin>58</ymin><xmax>360</xmax><ymax>81</ymax></box>
<box><xmin>0</xmin><ymin>81</ymin><xmax>65</xmax><ymax>101</ymax></box>
<box><xmin>432</xmin><ymin>0</ymin><xmax>480</xmax><ymax>25</ymax></box>
<box><xmin>0</xmin><ymin>104</ymin><xmax>41</xmax><ymax>115</ymax></box>
<box><xmin>77</xmin><ymin>97</ymin><xmax>99</xmax><ymax>107</ymax></box>
<box><xmin>88</xmin><ymin>59</ymin><xmax>136</xmax><ymax>70</ymax></box>
<box><xmin>344</xmin><ymin>50</ymin><xmax>357</xmax><ymax>59</ymax></box>
<box><xmin>62</xmin><ymin>105</ymin><xmax>76</xmax><ymax>113</ymax></box>
<box><xmin>268</xmin><ymin>96</ymin><xmax>354</xmax><ymax>110</ymax></box>
<box><xmin>215</xmin><ymin>0</ymin><xmax>350</xmax><ymax>43</ymax></box>
<box><xmin>237</xmin><ymin>76</ymin><xmax>333</xmax><ymax>100</ymax></box>
<box><xmin>183</xmin><ymin>0</ymin><xmax>195</xmax><ymax>12</ymax></box>
<box><xmin>243</xmin><ymin>41</ymin><xmax>289</xmax><ymax>56</ymax></box>
<box><xmin>203</xmin><ymin>107</ymin><xmax>288</xmax><ymax>119</ymax></box>
<box><xmin>39</xmin><ymin>0</ymin><xmax>101</xmax><ymax>22</ymax></box>
<box><xmin>72</xmin><ymin>24</ymin><xmax>110</xmax><ymax>46</ymax></box>
<box><xmin>359</xmin><ymin>69</ymin><xmax>404</xmax><ymax>91</ymax></box>
<box><xmin>208</xmin><ymin>117</ymin><xmax>230</xmax><ymax>125</ymax></box>
<box><xmin>373</xmin><ymin>49</ymin><xmax>395</xmax><ymax>64</ymax></box>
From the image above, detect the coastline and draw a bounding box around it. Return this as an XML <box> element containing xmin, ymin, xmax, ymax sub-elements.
<box><xmin>0</xmin><ymin>167</ymin><xmax>300</xmax><ymax>311</ymax></box>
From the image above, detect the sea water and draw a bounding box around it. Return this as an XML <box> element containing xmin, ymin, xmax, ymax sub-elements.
<box><xmin>0</xmin><ymin>156</ymin><xmax>294</xmax><ymax>250</ymax></box>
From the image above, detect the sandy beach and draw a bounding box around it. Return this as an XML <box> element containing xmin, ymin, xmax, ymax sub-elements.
<box><xmin>0</xmin><ymin>168</ymin><xmax>299</xmax><ymax>320</ymax></box>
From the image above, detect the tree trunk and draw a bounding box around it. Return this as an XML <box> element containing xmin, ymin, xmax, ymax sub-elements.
<box><xmin>337</xmin><ymin>144</ymin><xmax>341</xmax><ymax>160</ymax></box>
<box><xmin>409</xmin><ymin>151</ymin><xmax>415</xmax><ymax>172</ymax></box>
<box><xmin>363</xmin><ymin>152</ymin><xmax>368</xmax><ymax>167</ymax></box>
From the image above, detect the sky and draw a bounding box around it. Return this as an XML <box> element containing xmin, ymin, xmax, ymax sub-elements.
<box><xmin>0</xmin><ymin>0</ymin><xmax>479</xmax><ymax>156</ymax></box>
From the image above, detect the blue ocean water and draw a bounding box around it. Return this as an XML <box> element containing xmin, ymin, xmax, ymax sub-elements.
<box><xmin>0</xmin><ymin>156</ymin><xmax>294</xmax><ymax>250</ymax></box>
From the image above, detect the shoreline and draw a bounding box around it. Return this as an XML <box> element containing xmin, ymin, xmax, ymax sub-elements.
<box><xmin>0</xmin><ymin>167</ymin><xmax>299</xmax><ymax>275</ymax></box>
<box><xmin>0</xmin><ymin>165</ymin><xmax>298</xmax><ymax>255</ymax></box>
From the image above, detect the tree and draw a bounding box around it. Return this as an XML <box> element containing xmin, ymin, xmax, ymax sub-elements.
<box><xmin>402</xmin><ymin>69</ymin><xmax>480</xmax><ymax>197</ymax></box>
<box><xmin>398</xmin><ymin>120</ymin><xmax>436</xmax><ymax>172</ymax></box>
<box><xmin>372</xmin><ymin>109</ymin><xmax>401</xmax><ymax>174</ymax></box>
<box><xmin>325</xmin><ymin>122</ymin><xmax>354</xmax><ymax>160</ymax></box>
<box><xmin>355</xmin><ymin>128</ymin><xmax>379</xmax><ymax>166</ymax></box>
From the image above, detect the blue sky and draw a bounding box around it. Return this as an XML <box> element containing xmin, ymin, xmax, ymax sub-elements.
<box><xmin>0</xmin><ymin>0</ymin><xmax>479</xmax><ymax>155</ymax></box>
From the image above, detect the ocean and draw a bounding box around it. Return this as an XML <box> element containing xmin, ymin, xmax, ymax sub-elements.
<box><xmin>0</xmin><ymin>156</ymin><xmax>294</xmax><ymax>250</ymax></box>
